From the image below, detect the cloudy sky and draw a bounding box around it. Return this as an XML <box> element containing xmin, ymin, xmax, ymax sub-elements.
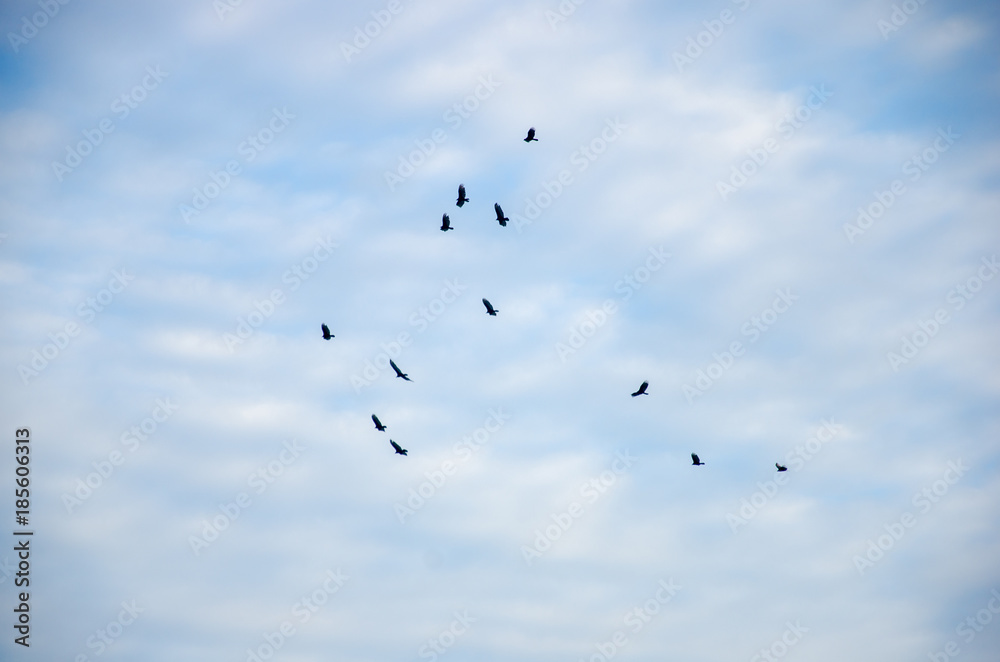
<box><xmin>2</xmin><ymin>0</ymin><xmax>999</xmax><ymax>660</ymax></box>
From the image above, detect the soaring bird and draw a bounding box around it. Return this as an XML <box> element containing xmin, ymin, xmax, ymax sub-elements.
<box><xmin>390</xmin><ymin>439</ymin><xmax>408</xmax><ymax>456</ymax></box>
<box><xmin>691</xmin><ymin>453</ymin><xmax>705</xmax><ymax>466</ymax></box>
<box><xmin>631</xmin><ymin>381</ymin><xmax>649</xmax><ymax>397</ymax></box>
<box><xmin>776</xmin><ymin>462</ymin><xmax>788</xmax><ymax>472</ymax></box>
<box><xmin>494</xmin><ymin>203</ymin><xmax>508</xmax><ymax>227</ymax></box>
<box><xmin>390</xmin><ymin>359</ymin><xmax>412</xmax><ymax>382</ymax></box>
<box><xmin>440</xmin><ymin>214</ymin><xmax>453</xmax><ymax>231</ymax></box>
<box><xmin>372</xmin><ymin>414</ymin><xmax>387</xmax><ymax>432</ymax></box>
<box><xmin>321</xmin><ymin>324</ymin><xmax>334</xmax><ymax>340</ymax></box>
<box><xmin>456</xmin><ymin>184</ymin><xmax>469</xmax><ymax>207</ymax></box>
<box><xmin>482</xmin><ymin>298</ymin><xmax>499</xmax><ymax>316</ymax></box>
<box><xmin>524</xmin><ymin>127</ymin><xmax>538</xmax><ymax>142</ymax></box>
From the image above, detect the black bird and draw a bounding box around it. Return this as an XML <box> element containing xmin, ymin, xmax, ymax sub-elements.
<box><xmin>691</xmin><ymin>453</ymin><xmax>705</xmax><ymax>466</ymax></box>
<box><xmin>441</xmin><ymin>214</ymin><xmax>453</xmax><ymax>232</ymax></box>
<box><xmin>631</xmin><ymin>381</ymin><xmax>649</xmax><ymax>397</ymax></box>
<box><xmin>390</xmin><ymin>439</ymin><xmax>408</xmax><ymax>456</ymax></box>
<box><xmin>372</xmin><ymin>414</ymin><xmax>387</xmax><ymax>432</ymax></box>
<box><xmin>494</xmin><ymin>203</ymin><xmax>508</xmax><ymax>227</ymax></box>
<box><xmin>524</xmin><ymin>127</ymin><xmax>538</xmax><ymax>142</ymax></box>
<box><xmin>389</xmin><ymin>359</ymin><xmax>412</xmax><ymax>382</ymax></box>
<box><xmin>321</xmin><ymin>324</ymin><xmax>334</xmax><ymax>340</ymax></box>
<box><xmin>776</xmin><ymin>462</ymin><xmax>788</xmax><ymax>472</ymax></box>
<box><xmin>482</xmin><ymin>298</ymin><xmax>499</xmax><ymax>316</ymax></box>
<box><xmin>456</xmin><ymin>184</ymin><xmax>469</xmax><ymax>207</ymax></box>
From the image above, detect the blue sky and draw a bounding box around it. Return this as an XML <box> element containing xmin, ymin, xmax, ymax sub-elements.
<box><xmin>1</xmin><ymin>0</ymin><xmax>999</xmax><ymax>660</ymax></box>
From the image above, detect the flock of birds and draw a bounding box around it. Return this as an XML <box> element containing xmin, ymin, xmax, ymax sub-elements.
<box><xmin>317</xmin><ymin>127</ymin><xmax>537</xmax><ymax>458</ymax></box>
<box><xmin>322</xmin><ymin>127</ymin><xmax>790</xmax><ymax>473</ymax></box>
<box><xmin>628</xmin><ymin>381</ymin><xmax>787</xmax><ymax>470</ymax></box>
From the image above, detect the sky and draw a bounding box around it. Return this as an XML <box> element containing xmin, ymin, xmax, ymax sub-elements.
<box><xmin>1</xmin><ymin>0</ymin><xmax>999</xmax><ymax>660</ymax></box>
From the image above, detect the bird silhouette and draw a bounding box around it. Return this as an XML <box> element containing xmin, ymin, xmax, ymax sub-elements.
<box><xmin>390</xmin><ymin>439</ymin><xmax>408</xmax><ymax>456</ymax></box>
<box><xmin>390</xmin><ymin>359</ymin><xmax>412</xmax><ymax>382</ymax></box>
<box><xmin>321</xmin><ymin>324</ymin><xmax>334</xmax><ymax>340</ymax></box>
<box><xmin>776</xmin><ymin>462</ymin><xmax>788</xmax><ymax>472</ymax></box>
<box><xmin>456</xmin><ymin>184</ymin><xmax>469</xmax><ymax>207</ymax></box>
<box><xmin>524</xmin><ymin>127</ymin><xmax>538</xmax><ymax>142</ymax></box>
<box><xmin>691</xmin><ymin>453</ymin><xmax>705</xmax><ymax>466</ymax></box>
<box><xmin>631</xmin><ymin>381</ymin><xmax>649</xmax><ymax>397</ymax></box>
<box><xmin>494</xmin><ymin>203</ymin><xmax>508</xmax><ymax>227</ymax></box>
<box><xmin>372</xmin><ymin>414</ymin><xmax>387</xmax><ymax>432</ymax></box>
<box><xmin>441</xmin><ymin>214</ymin><xmax>453</xmax><ymax>231</ymax></box>
<box><xmin>482</xmin><ymin>298</ymin><xmax>499</xmax><ymax>316</ymax></box>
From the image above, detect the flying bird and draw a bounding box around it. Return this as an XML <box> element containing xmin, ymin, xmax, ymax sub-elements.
<box><xmin>390</xmin><ymin>439</ymin><xmax>408</xmax><ymax>456</ymax></box>
<box><xmin>456</xmin><ymin>184</ymin><xmax>469</xmax><ymax>207</ymax></box>
<box><xmin>440</xmin><ymin>214</ymin><xmax>453</xmax><ymax>231</ymax></box>
<box><xmin>494</xmin><ymin>203</ymin><xmax>508</xmax><ymax>227</ymax></box>
<box><xmin>389</xmin><ymin>359</ymin><xmax>412</xmax><ymax>382</ymax></box>
<box><xmin>691</xmin><ymin>453</ymin><xmax>705</xmax><ymax>466</ymax></box>
<box><xmin>776</xmin><ymin>462</ymin><xmax>788</xmax><ymax>472</ymax></box>
<box><xmin>482</xmin><ymin>298</ymin><xmax>499</xmax><ymax>316</ymax></box>
<box><xmin>631</xmin><ymin>381</ymin><xmax>649</xmax><ymax>397</ymax></box>
<box><xmin>524</xmin><ymin>127</ymin><xmax>538</xmax><ymax>142</ymax></box>
<box><xmin>321</xmin><ymin>324</ymin><xmax>334</xmax><ymax>340</ymax></box>
<box><xmin>372</xmin><ymin>415</ymin><xmax>386</xmax><ymax>432</ymax></box>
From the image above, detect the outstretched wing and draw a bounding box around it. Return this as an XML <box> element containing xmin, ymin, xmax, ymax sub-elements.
<box><xmin>494</xmin><ymin>203</ymin><xmax>504</xmax><ymax>220</ymax></box>
<box><xmin>389</xmin><ymin>359</ymin><xmax>401</xmax><ymax>375</ymax></box>
<box><xmin>691</xmin><ymin>453</ymin><xmax>700</xmax><ymax>464</ymax></box>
